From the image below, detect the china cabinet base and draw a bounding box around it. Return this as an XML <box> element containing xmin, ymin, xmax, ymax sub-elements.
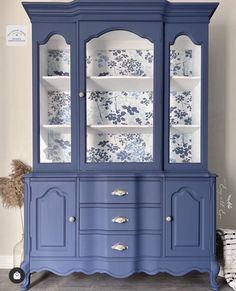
<box><xmin>21</xmin><ymin>174</ymin><xmax>219</xmax><ymax>291</ymax></box>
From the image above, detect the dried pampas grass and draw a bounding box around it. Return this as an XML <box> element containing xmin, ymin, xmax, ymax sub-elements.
<box><xmin>0</xmin><ymin>160</ymin><xmax>32</xmax><ymax>209</ymax></box>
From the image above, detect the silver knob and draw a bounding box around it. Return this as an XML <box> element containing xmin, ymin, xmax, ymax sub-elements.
<box><xmin>79</xmin><ymin>92</ymin><xmax>85</xmax><ymax>98</ymax></box>
<box><xmin>166</xmin><ymin>216</ymin><xmax>172</xmax><ymax>222</ymax></box>
<box><xmin>68</xmin><ymin>216</ymin><xmax>76</xmax><ymax>223</ymax></box>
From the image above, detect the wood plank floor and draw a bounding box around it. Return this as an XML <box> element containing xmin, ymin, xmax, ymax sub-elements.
<box><xmin>0</xmin><ymin>270</ymin><xmax>232</xmax><ymax>291</ymax></box>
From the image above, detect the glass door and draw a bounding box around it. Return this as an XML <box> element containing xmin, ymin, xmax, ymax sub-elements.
<box><xmin>39</xmin><ymin>35</ymin><xmax>71</xmax><ymax>164</ymax></box>
<box><xmin>85</xmin><ymin>31</ymin><xmax>154</xmax><ymax>164</ymax></box>
<box><xmin>169</xmin><ymin>35</ymin><xmax>201</xmax><ymax>164</ymax></box>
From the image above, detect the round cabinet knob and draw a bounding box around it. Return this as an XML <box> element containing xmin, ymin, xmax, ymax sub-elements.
<box><xmin>79</xmin><ymin>92</ymin><xmax>85</xmax><ymax>98</ymax></box>
<box><xmin>68</xmin><ymin>216</ymin><xmax>76</xmax><ymax>223</ymax></box>
<box><xmin>166</xmin><ymin>216</ymin><xmax>172</xmax><ymax>222</ymax></box>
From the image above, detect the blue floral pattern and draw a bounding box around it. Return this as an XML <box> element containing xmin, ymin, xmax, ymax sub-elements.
<box><xmin>170</xmin><ymin>49</ymin><xmax>192</xmax><ymax>77</ymax></box>
<box><xmin>46</xmin><ymin>131</ymin><xmax>71</xmax><ymax>163</ymax></box>
<box><xmin>170</xmin><ymin>91</ymin><xmax>192</xmax><ymax>125</ymax></box>
<box><xmin>48</xmin><ymin>49</ymin><xmax>70</xmax><ymax>76</ymax></box>
<box><xmin>87</xmin><ymin>133</ymin><xmax>153</xmax><ymax>163</ymax></box>
<box><xmin>87</xmin><ymin>49</ymin><xmax>153</xmax><ymax>77</ymax></box>
<box><xmin>48</xmin><ymin>91</ymin><xmax>71</xmax><ymax>125</ymax></box>
<box><xmin>169</xmin><ymin>131</ymin><xmax>192</xmax><ymax>163</ymax></box>
<box><xmin>87</xmin><ymin>91</ymin><xmax>153</xmax><ymax>126</ymax></box>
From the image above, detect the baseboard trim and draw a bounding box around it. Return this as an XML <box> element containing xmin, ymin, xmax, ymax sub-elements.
<box><xmin>0</xmin><ymin>256</ymin><xmax>13</xmax><ymax>269</ymax></box>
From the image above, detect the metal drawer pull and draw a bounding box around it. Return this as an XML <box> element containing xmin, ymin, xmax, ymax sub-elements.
<box><xmin>111</xmin><ymin>243</ymin><xmax>128</xmax><ymax>252</ymax></box>
<box><xmin>166</xmin><ymin>216</ymin><xmax>172</xmax><ymax>222</ymax></box>
<box><xmin>112</xmin><ymin>216</ymin><xmax>129</xmax><ymax>224</ymax></box>
<box><xmin>68</xmin><ymin>216</ymin><xmax>76</xmax><ymax>223</ymax></box>
<box><xmin>111</xmin><ymin>189</ymin><xmax>128</xmax><ymax>197</ymax></box>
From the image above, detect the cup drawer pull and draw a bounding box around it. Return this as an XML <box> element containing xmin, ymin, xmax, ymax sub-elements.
<box><xmin>111</xmin><ymin>189</ymin><xmax>128</xmax><ymax>197</ymax></box>
<box><xmin>112</xmin><ymin>216</ymin><xmax>129</xmax><ymax>224</ymax></box>
<box><xmin>111</xmin><ymin>243</ymin><xmax>128</xmax><ymax>252</ymax></box>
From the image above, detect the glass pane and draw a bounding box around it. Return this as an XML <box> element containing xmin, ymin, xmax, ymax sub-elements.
<box><xmin>39</xmin><ymin>35</ymin><xmax>71</xmax><ymax>163</ymax></box>
<box><xmin>86</xmin><ymin>31</ymin><xmax>154</xmax><ymax>163</ymax></box>
<box><xmin>169</xmin><ymin>35</ymin><xmax>201</xmax><ymax>163</ymax></box>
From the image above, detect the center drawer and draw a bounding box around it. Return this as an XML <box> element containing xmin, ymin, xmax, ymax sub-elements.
<box><xmin>80</xmin><ymin>180</ymin><xmax>162</xmax><ymax>204</ymax></box>
<box><xmin>80</xmin><ymin>207</ymin><xmax>162</xmax><ymax>231</ymax></box>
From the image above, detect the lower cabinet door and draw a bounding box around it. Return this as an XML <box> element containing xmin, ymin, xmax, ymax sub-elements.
<box><xmin>30</xmin><ymin>180</ymin><xmax>76</xmax><ymax>257</ymax></box>
<box><xmin>165</xmin><ymin>180</ymin><xmax>211</xmax><ymax>257</ymax></box>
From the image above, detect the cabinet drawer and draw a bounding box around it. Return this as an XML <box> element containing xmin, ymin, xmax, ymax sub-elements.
<box><xmin>80</xmin><ymin>180</ymin><xmax>161</xmax><ymax>204</ymax></box>
<box><xmin>80</xmin><ymin>234</ymin><xmax>161</xmax><ymax>257</ymax></box>
<box><xmin>80</xmin><ymin>207</ymin><xmax>162</xmax><ymax>231</ymax></box>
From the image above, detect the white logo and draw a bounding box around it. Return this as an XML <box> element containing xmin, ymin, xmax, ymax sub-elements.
<box><xmin>13</xmin><ymin>272</ymin><xmax>21</xmax><ymax>280</ymax></box>
<box><xmin>6</xmin><ymin>25</ymin><xmax>27</xmax><ymax>46</ymax></box>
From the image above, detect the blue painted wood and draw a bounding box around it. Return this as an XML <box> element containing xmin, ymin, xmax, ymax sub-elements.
<box><xmin>21</xmin><ymin>0</ymin><xmax>219</xmax><ymax>290</ymax></box>
<box><xmin>30</xmin><ymin>180</ymin><xmax>77</xmax><ymax>257</ymax></box>
<box><xmin>22</xmin><ymin>1</ymin><xmax>218</xmax><ymax>23</ymax></box>
<box><xmin>80</xmin><ymin>180</ymin><xmax>162</xmax><ymax>204</ymax></box>
<box><xmin>165</xmin><ymin>180</ymin><xmax>210</xmax><ymax>257</ymax></box>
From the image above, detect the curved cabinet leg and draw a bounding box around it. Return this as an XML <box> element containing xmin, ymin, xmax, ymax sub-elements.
<box><xmin>21</xmin><ymin>272</ymin><xmax>31</xmax><ymax>291</ymax></box>
<box><xmin>210</xmin><ymin>260</ymin><xmax>220</xmax><ymax>291</ymax></box>
<box><xmin>20</xmin><ymin>261</ymin><xmax>31</xmax><ymax>291</ymax></box>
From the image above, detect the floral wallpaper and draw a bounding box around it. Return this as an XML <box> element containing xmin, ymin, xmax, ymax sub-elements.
<box><xmin>169</xmin><ymin>49</ymin><xmax>194</xmax><ymax>163</ymax></box>
<box><xmin>48</xmin><ymin>91</ymin><xmax>71</xmax><ymax>125</ymax></box>
<box><xmin>46</xmin><ymin>131</ymin><xmax>71</xmax><ymax>163</ymax></box>
<box><xmin>170</xmin><ymin>91</ymin><xmax>192</xmax><ymax>125</ymax></box>
<box><xmin>48</xmin><ymin>49</ymin><xmax>70</xmax><ymax>76</ymax></box>
<box><xmin>87</xmin><ymin>133</ymin><xmax>153</xmax><ymax>163</ymax></box>
<box><xmin>169</xmin><ymin>131</ymin><xmax>192</xmax><ymax>163</ymax></box>
<box><xmin>87</xmin><ymin>91</ymin><xmax>153</xmax><ymax>126</ymax></box>
<box><xmin>85</xmin><ymin>48</ymin><xmax>154</xmax><ymax>163</ymax></box>
<box><xmin>170</xmin><ymin>49</ymin><xmax>192</xmax><ymax>77</ymax></box>
<box><xmin>86</xmin><ymin>49</ymin><xmax>153</xmax><ymax>77</ymax></box>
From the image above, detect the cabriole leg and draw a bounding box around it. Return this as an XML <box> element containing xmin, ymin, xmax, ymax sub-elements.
<box><xmin>21</xmin><ymin>272</ymin><xmax>31</xmax><ymax>291</ymax></box>
<box><xmin>210</xmin><ymin>260</ymin><xmax>220</xmax><ymax>291</ymax></box>
<box><xmin>20</xmin><ymin>261</ymin><xmax>31</xmax><ymax>291</ymax></box>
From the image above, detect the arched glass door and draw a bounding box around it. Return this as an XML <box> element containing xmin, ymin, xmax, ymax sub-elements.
<box><xmin>169</xmin><ymin>35</ymin><xmax>201</xmax><ymax>164</ymax></box>
<box><xmin>39</xmin><ymin>34</ymin><xmax>71</xmax><ymax>164</ymax></box>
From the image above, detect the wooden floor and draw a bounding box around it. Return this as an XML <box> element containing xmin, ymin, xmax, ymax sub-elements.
<box><xmin>0</xmin><ymin>270</ymin><xmax>232</xmax><ymax>291</ymax></box>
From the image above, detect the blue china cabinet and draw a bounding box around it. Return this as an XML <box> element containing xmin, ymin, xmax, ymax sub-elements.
<box><xmin>21</xmin><ymin>0</ymin><xmax>219</xmax><ymax>290</ymax></box>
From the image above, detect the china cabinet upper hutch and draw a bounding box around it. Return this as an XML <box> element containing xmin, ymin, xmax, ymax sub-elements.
<box><xmin>21</xmin><ymin>0</ymin><xmax>219</xmax><ymax>290</ymax></box>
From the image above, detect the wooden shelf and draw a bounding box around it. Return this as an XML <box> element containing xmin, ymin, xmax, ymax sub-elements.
<box><xmin>170</xmin><ymin>124</ymin><xmax>200</xmax><ymax>134</ymax></box>
<box><xmin>87</xmin><ymin>124</ymin><xmax>153</xmax><ymax>134</ymax></box>
<box><xmin>42</xmin><ymin>76</ymin><xmax>70</xmax><ymax>91</ymax></box>
<box><xmin>170</xmin><ymin>76</ymin><xmax>201</xmax><ymax>90</ymax></box>
<box><xmin>87</xmin><ymin>76</ymin><xmax>153</xmax><ymax>91</ymax></box>
<box><xmin>41</xmin><ymin>124</ymin><xmax>71</xmax><ymax>133</ymax></box>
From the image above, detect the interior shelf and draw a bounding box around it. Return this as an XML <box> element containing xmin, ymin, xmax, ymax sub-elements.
<box><xmin>170</xmin><ymin>76</ymin><xmax>201</xmax><ymax>90</ymax></box>
<box><xmin>41</xmin><ymin>124</ymin><xmax>71</xmax><ymax>132</ymax></box>
<box><xmin>42</xmin><ymin>76</ymin><xmax>70</xmax><ymax>91</ymax></box>
<box><xmin>87</xmin><ymin>76</ymin><xmax>153</xmax><ymax>91</ymax></box>
<box><xmin>87</xmin><ymin>124</ymin><xmax>153</xmax><ymax>134</ymax></box>
<box><xmin>170</xmin><ymin>124</ymin><xmax>200</xmax><ymax>134</ymax></box>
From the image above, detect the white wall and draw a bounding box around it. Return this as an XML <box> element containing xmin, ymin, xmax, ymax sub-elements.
<box><xmin>0</xmin><ymin>0</ymin><xmax>235</xmax><ymax>267</ymax></box>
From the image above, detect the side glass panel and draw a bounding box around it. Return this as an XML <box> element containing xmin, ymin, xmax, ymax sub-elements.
<box><xmin>169</xmin><ymin>36</ymin><xmax>201</xmax><ymax>163</ymax></box>
<box><xmin>39</xmin><ymin>35</ymin><xmax>71</xmax><ymax>163</ymax></box>
<box><xmin>86</xmin><ymin>31</ymin><xmax>154</xmax><ymax>163</ymax></box>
